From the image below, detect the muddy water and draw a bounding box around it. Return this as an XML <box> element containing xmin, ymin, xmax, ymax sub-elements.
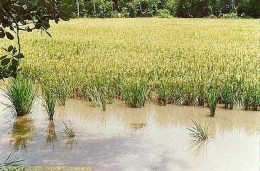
<box><xmin>0</xmin><ymin>94</ymin><xmax>258</xmax><ymax>171</ymax></box>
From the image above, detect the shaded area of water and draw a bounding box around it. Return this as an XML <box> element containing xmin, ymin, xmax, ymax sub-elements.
<box><xmin>0</xmin><ymin>94</ymin><xmax>258</xmax><ymax>171</ymax></box>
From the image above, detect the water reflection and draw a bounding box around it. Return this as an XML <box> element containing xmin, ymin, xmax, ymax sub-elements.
<box><xmin>10</xmin><ymin>116</ymin><xmax>35</xmax><ymax>151</ymax></box>
<box><xmin>131</xmin><ymin>123</ymin><xmax>146</xmax><ymax>130</ymax></box>
<box><xmin>0</xmin><ymin>98</ymin><xmax>258</xmax><ymax>170</ymax></box>
<box><xmin>46</xmin><ymin>121</ymin><xmax>57</xmax><ymax>150</ymax></box>
<box><xmin>189</xmin><ymin>140</ymin><xmax>210</xmax><ymax>158</ymax></box>
<box><xmin>63</xmin><ymin>137</ymin><xmax>77</xmax><ymax>150</ymax></box>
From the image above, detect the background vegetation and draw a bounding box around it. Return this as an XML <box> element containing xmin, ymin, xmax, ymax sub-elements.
<box><xmin>63</xmin><ymin>0</ymin><xmax>260</xmax><ymax>18</ymax></box>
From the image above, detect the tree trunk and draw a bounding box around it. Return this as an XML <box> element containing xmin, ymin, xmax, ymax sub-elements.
<box><xmin>93</xmin><ymin>0</ymin><xmax>96</xmax><ymax>15</ymax></box>
<box><xmin>76</xmin><ymin>0</ymin><xmax>80</xmax><ymax>18</ymax></box>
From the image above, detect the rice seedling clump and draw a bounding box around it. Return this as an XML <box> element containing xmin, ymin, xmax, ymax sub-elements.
<box><xmin>188</xmin><ymin>120</ymin><xmax>210</xmax><ymax>144</ymax></box>
<box><xmin>4</xmin><ymin>77</ymin><xmax>36</xmax><ymax>116</ymax></box>
<box><xmin>42</xmin><ymin>83</ymin><xmax>56</xmax><ymax>120</ymax></box>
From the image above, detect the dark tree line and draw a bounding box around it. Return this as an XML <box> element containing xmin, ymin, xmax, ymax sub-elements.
<box><xmin>64</xmin><ymin>0</ymin><xmax>260</xmax><ymax>18</ymax></box>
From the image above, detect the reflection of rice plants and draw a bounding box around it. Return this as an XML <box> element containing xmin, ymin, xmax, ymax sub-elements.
<box><xmin>11</xmin><ymin>116</ymin><xmax>35</xmax><ymax>151</ymax></box>
<box><xmin>42</xmin><ymin>84</ymin><xmax>56</xmax><ymax>120</ymax></box>
<box><xmin>190</xmin><ymin>139</ymin><xmax>209</xmax><ymax>157</ymax></box>
<box><xmin>63</xmin><ymin>137</ymin><xmax>76</xmax><ymax>150</ymax></box>
<box><xmin>62</xmin><ymin>121</ymin><xmax>77</xmax><ymax>150</ymax></box>
<box><xmin>188</xmin><ymin>120</ymin><xmax>209</xmax><ymax>144</ymax></box>
<box><xmin>0</xmin><ymin>154</ymin><xmax>23</xmax><ymax>170</ymax></box>
<box><xmin>46</xmin><ymin>121</ymin><xmax>57</xmax><ymax>149</ymax></box>
<box><xmin>4</xmin><ymin>78</ymin><xmax>36</xmax><ymax>116</ymax></box>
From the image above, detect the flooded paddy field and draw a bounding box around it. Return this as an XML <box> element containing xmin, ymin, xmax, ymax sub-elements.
<box><xmin>0</xmin><ymin>18</ymin><xmax>259</xmax><ymax>171</ymax></box>
<box><xmin>0</xmin><ymin>93</ymin><xmax>258</xmax><ymax>171</ymax></box>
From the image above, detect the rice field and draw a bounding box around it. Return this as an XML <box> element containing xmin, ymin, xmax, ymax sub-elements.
<box><xmin>0</xmin><ymin>18</ymin><xmax>259</xmax><ymax>111</ymax></box>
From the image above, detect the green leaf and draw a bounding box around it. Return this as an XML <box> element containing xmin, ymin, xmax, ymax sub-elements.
<box><xmin>6</xmin><ymin>32</ymin><xmax>14</xmax><ymax>40</ymax></box>
<box><xmin>16</xmin><ymin>53</ymin><xmax>24</xmax><ymax>59</ymax></box>
<box><xmin>45</xmin><ymin>30</ymin><xmax>52</xmax><ymax>38</ymax></box>
<box><xmin>12</xmin><ymin>47</ymin><xmax>17</xmax><ymax>55</ymax></box>
<box><xmin>35</xmin><ymin>23</ymin><xmax>41</xmax><ymax>29</ymax></box>
<box><xmin>0</xmin><ymin>31</ymin><xmax>5</xmax><ymax>38</ymax></box>
<box><xmin>11</xmin><ymin>58</ymin><xmax>18</xmax><ymax>66</ymax></box>
<box><xmin>55</xmin><ymin>18</ymin><xmax>59</xmax><ymax>24</ymax></box>
<box><xmin>9</xmin><ymin>66</ymin><xmax>18</xmax><ymax>78</ymax></box>
<box><xmin>9</xmin><ymin>26</ymin><xmax>14</xmax><ymax>31</ymax></box>
<box><xmin>26</xmin><ymin>26</ymin><xmax>32</xmax><ymax>32</ymax></box>
<box><xmin>0</xmin><ymin>55</ymin><xmax>7</xmax><ymax>60</ymax></box>
<box><xmin>20</xmin><ymin>18</ymin><xmax>26</xmax><ymax>25</ymax></box>
<box><xmin>1</xmin><ymin>58</ymin><xmax>10</xmax><ymax>66</ymax></box>
<box><xmin>42</xmin><ymin>21</ymin><xmax>50</xmax><ymax>30</ymax></box>
<box><xmin>8</xmin><ymin>45</ymin><xmax>13</xmax><ymax>52</ymax></box>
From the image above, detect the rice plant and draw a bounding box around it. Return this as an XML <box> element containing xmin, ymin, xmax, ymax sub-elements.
<box><xmin>243</xmin><ymin>85</ymin><xmax>252</xmax><ymax>110</ymax></box>
<box><xmin>62</xmin><ymin>121</ymin><xmax>76</xmax><ymax>137</ymax></box>
<box><xmin>186</xmin><ymin>92</ymin><xmax>198</xmax><ymax>106</ymax></box>
<box><xmin>4</xmin><ymin>77</ymin><xmax>36</xmax><ymax>116</ymax></box>
<box><xmin>251</xmin><ymin>85</ymin><xmax>260</xmax><ymax>111</ymax></box>
<box><xmin>105</xmin><ymin>79</ymin><xmax>117</xmax><ymax>104</ymax></box>
<box><xmin>155</xmin><ymin>79</ymin><xmax>172</xmax><ymax>106</ymax></box>
<box><xmin>184</xmin><ymin>81</ymin><xmax>199</xmax><ymax>106</ymax></box>
<box><xmin>86</xmin><ymin>78</ymin><xmax>107</xmax><ymax>111</ymax></box>
<box><xmin>187</xmin><ymin>120</ymin><xmax>209</xmax><ymax>143</ymax></box>
<box><xmin>0</xmin><ymin>19</ymin><xmax>257</xmax><ymax>111</ymax></box>
<box><xmin>100</xmin><ymin>93</ymin><xmax>106</xmax><ymax>111</ymax></box>
<box><xmin>173</xmin><ymin>83</ymin><xmax>185</xmax><ymax>106</ymax></box>
<box><xmin>120</xmin><ymin>78</ymin><xmax>150</xmax><ymax>108</ymax></box>
<box><xmin>206</xmin><ymin>86</ymin><xmax>218</xmax><ymax>117</ymax></box>
<box><xmin>42</xmin><ymin>84</ymin><xmax>56</xmax><ymax>120</ymax></box>
<box><xmin>197</xmin><ymin>83</ymin><xmax>205</xmax><ymax>106</ymax></box>
<box><xmin>221</xmin><ymin>81</ymin><xmax>235</xmax><ymax>109</ymax></box>
<box><xmin>175</xmin><ymin>93</ymin><xmax>185</xmax><ymax>106</ymax></box>
<box><xmin>54</xmin><ymin>81</ymin><xmax>70</xmax><ymax>106</ymax></box>
<box><xmin>87</xmin><ymin>85</ymin><xmax>101</xmax><ymax>106</ymax></box>
<box><xmin>235</xmin><ymin>77</ymin><xmax>245</xmax><ymax>108</ymax></box>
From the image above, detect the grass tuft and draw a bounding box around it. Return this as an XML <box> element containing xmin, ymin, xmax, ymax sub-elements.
<box><xmin>54</xmin><ymin>80</ymin><xmax>70</xmax><ymax>106</ymax></box>
<box><xmin>120</xmin><ymin>78</ymin><xmax>150</xmax><ymax>108</ymax></box>
<box><xmin>155</xmin><ymin>79</ymin><xmax>172</xmax><ymax>106</ymax></box>
<box><xmin>187</xmin><ymin>120</ymin><xmax>209</xmax><ymax>143</ymax></box>
<box><xmin>206</xmin><ymin>85</ymin><xmax>218</xmax><ymax>117</ymax></box>
<box><xmin>62</xmin><ymin>121</ymin><xmax>76</xmax><ymax>138</ymax></box>
<box><xmin>42</xmin><ymin>84</ymin><xmax>56</xmax><ymax>120</ymax></box>
<box><xmin>4</xmin><ymin>77</ymin><xmax>36</xmax><ymax>116</ymax></box>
